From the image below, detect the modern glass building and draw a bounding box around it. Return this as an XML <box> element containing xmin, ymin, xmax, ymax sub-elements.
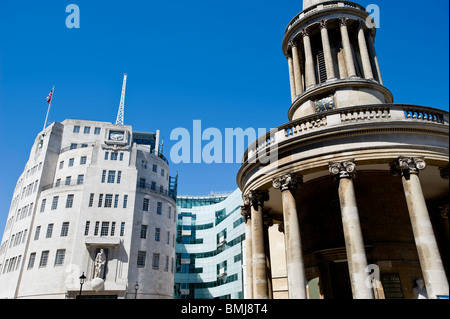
<box><xmin>174</xmin><ymin>189</ymin><xmax>245</xmax><ymax>299</ymax></box>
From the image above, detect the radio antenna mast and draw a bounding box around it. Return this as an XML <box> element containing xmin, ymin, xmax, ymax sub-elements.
<box><xmin>115</xmin><ymin>73</ymin><xmax>127</xmax><ymax>125</ymax></box>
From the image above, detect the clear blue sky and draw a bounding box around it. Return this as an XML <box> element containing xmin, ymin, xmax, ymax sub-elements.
<box><xmin>0</xmin><ymin>0</ymin><xmax>448</xmax><ymax>231</ymax></box>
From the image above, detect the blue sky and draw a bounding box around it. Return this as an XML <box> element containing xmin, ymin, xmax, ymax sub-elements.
<box><xmin>0</xmin><ymin>0</ymin><xmax>448</xmax><ymax>231</ymax></box>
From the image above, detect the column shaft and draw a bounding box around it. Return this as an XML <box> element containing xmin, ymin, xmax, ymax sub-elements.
<box><xmin>302</xmin><ymin>30</ymin><xmax>317</xmax><ymax>88</ymax></box>
<box><xmin>242</xmin><ymin>206</ymin><xmax>253</xmax><ymax>299</ymax></box>
<box><xmin>291</xmin><ymin>45</ymin><xmax>304</xmax><ymax>96</ymax></box>
<box><xmin>402</xmin><ymin>173</ymin><xmax>449</xmax><ymax>299</ymax></box>
<box><xmin>320</xmin><ymin>21</ymin><xmax>336</xmax><ymax>80</ymax></box>
<box><xmin>287</xmin><ymin>56</ymin><xmax>297</xmax><ymax>102</ymax></box>
<box><xmin>251</xmin><ymin>204</ymin><xmax>269</xmax><ymax>299</ymax></box>
<box><xmin>357</xmin><ymin>23</ymin><xmax>374</xmax><ymax>80</ymax></box>
<box><xmin>340</xmin><ymin>18</ymin><xmax>357</xmax><ymax>78</ymax></box>
<box><xmin>367</xmin><ymin>33</ymin><xmax>383</xmax><ymax>84</ymax></box>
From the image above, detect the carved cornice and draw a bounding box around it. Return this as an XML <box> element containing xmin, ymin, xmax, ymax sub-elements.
<box><xmin>329</xmin><ymin>161</ymin><xmax>357</xmax><ymax>179</ymax></box>
<box><xmin>273</xmin><ymin>173</ymin><xmax>303</xmax><ymax>192</ymax></box>
<box><xmin>389</xmin><ymin>157</ymin><xmax>426</xmax><ymax>177</ymax></box>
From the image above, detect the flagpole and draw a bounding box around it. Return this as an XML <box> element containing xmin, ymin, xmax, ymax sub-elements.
<box><xmin>43</xmin><ymin>85</ymin><xmax>55</xmax><ymax>131</ymax></box>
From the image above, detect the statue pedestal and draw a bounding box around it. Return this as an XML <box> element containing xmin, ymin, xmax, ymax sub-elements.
<box><xmin>91</xmin><ymin>278</ymin><xmax>105</xmax><ymax>292</ymax></box>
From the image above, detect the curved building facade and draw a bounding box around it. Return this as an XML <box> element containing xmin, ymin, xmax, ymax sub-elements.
<box><xmin>237</xmin><ymin>1</ymin><xmax>449</xmax><ymax>299</ymax></box>
<box><xmin>0</xmin><ymin>119</ymin><xmax>177</xmax><ymax>299</ymax></box>
<box><xmin>174</xmin><ymin>189</ymin><xmax>245</xmax><ymax>299</ymax></box>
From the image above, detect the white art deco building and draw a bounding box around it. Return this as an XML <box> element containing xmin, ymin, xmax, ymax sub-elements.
<box><xmin>0</xmin><ymin>119</ymin><xmax>177</xmax><ymax>299</ymax></box>
<box><xmin>174</xmin><ymin>189</ymin><xmax>245</xmax><ymax>299</ymax></box>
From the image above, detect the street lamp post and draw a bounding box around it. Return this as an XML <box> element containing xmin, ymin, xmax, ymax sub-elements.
<box><xmin>134</xmin><ymin>282</ymin><xmax>139</xmax><ymax>299</ymax></box>
<box><xmin>79</xmin><ymin>272</ymin><xmax>86</xmax><ymax>299</ymax></box>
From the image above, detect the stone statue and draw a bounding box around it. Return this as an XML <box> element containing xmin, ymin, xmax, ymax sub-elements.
<box><xmin>94</xmin><ymin>249</ymin><xmax>106</xmax><ymax>279</ymax></box>
<box><xmin>412</xmin><ymin>278</ymin><xmax>428</xmax><ymax>299</ymax></box>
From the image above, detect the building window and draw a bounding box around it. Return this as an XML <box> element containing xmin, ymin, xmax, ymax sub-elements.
<box><xmin>110</xmin><ymin>152</ymin><xmax>118</xmax><ymax>161</ymax></box>
<box><xmin>119</xmin><ymin>153</ymin><xmax>124</xmax><ymax>161</ymax></box>
<box><xmin>104</xmin><ymin>194</ymin><xmax>113</xmax><ymax>208</ymax></box>
<box><xmin>155</xmin><ymin>227</ymin><xmax>160</xmax><ymax>242</ymax></box>
<box><xmin>88</xmin><ymin>193</ymin><xmax>94</xmax><ymax>207</ymax></box>
<box><xmin>34</xmin><ymin>226</ymin><xmax>41</xmax><ymax>240</ymax></box>
<box><xmin>161</xmin><ymin>168</ymin><xmax>165</xmax><ymax>177</ymax></box>
<box><xmin>98</xmin><ymin>194</ymin><xmax>103</xmax><ymax>207</ymax></box>
<box><xmin>157</xmin><ymin>202</ymin><xmax>162</xmax><ymax>215</ymax></box>
<box><xmin>65</xmin><ymin>194</ymin><xmax>74</xmax><ymax>208</ymax></box>
<box><xmin>114</xmin><ymin>195</ymin><xmax>119</xmax><ymax>208</ymax></box>
<box><xmin>143</xmin><ymin>198</ymin><xmax>149</xmax><ymax>212</ymax></box>
<box><xmin>94</xmin><ymin>221</ymin><xmax>100</xmax><ymax>236</ymax></box>
<box><xmin>104</xmin><ymin>152</ymin><xmax>109</xmax><ymax>160</ymax></box>
<box><xmin>123</xmin><ymin>195</ymin><xmax>128</xmax><ymax>208</ymax></box>
<box><xmin>111</xmin><ymin>222</ymin><xmax>116</xmax><ymax>236</ymax></box>
<box><xmin>59</xmin><ymin>161</ymin><xmax>64</xmax><ymax>169</ymax></box>
<box><xmin>140</xmin><ymin>225</ymin><xmax>147</xmax><ymax>239</ymax></box>
<box><xmin>73</xmin><ymin>126</ymin><xmax>80</xmax><ymax>133</ymax></box>
<box><xmin>27</xmin><ymin>252</ymin><xmax>36</xmax><ymax>269</ymax></box>
<box><xmin>60</xmin><ymin>222</ymin><xmax>69</xmax><ymax>237</ymax></box>
<box><xmin>101</xmin><ymin>170</ymin><xmax>106</xmax><ymax>183</ymax></box>
<box><xmin>137</xmin><ymin>251</ymin><xmax>146</xmax><ymax>268</ymax></box>
<box><xmin>55</xmin><ymin>179</ymin><xmax>61</xmax><ymax>187</ymax></box>
<box><xmin>46</xmin><ymin>224</ymin><xmax>53</xmax><ymax>238</ymax></box>
<box><xmin>94</xmin><ymin>127</ymin><xmax>101</xmax><ymax>135</ymax></box>
<box><xmin>151</xmin><ymin>181</ymin><xmax>156</xmax><ymax>191</ymax></box>
<box><xmin>117</xmin><ymin>171</ymin><xmax>122</xmax><ymax>184</ymax></box>
<box><xmin>139</xmin><ymin>178</ymin><xmax>146</xmax><ymax>187</ymax></box>
<box><xmin>68</xmin><ymin>158</ymin><xmax>74</xmax><ymax>166</ymax></box>
<box><xmin>84</xmin><ymin>126</ymin><xmax>91</xmax><ymax>134</ymax></box>
<box><xmin>101</xmin><ymin>222</ymin><xmax>109</xmax><ymax>236</ymax></box>
<box><xmin>120</xmin><ymin>222</ymin><xmax>125</xmax><ymax>236</ymax></box>
<box><xmin>152</xmin><ymin>164</ymin><xmax>157</xmax><ymax>172</ymax></box>
<box><xmin>84</xmin><ymin>221</ymin><xmax>90</xmax><ymax>236</ymax></box>
<box><xmin>165</xmin><ymin>255</ymin><xmax>169</xmax><ymax>271</ymax></box>
<box><xmin>77</xmin><ymin>175</ymin><xmax>84</xmax><ymax>185</ymax></box>
<box><xmin>80</xmin><ymin>156</ymin><xmax>87</xmax><ymax>165</ymax></box>
<box><xmin>65</xmin><ymin>176</ymin><xmax>71</xmax><ymax>186</ymax></box>
<box><xmin>40</xmin><ymin>199</ymin><xmax>46</xmax><ymax>213</ymax></box>
<box><xmin>107</xmin><ymin>170</ymin><xmax>116</xmax><ymax>183</ymax></box>
<box><xmin>166</xmin><ymin>231</ymin><xmax>170</xmax><ymax>245</ymax></box>
<box><xmin>39</xmin><ymin>251</ymin><xmax>49</xmax><ymax>267</ymax></box>
<box><xmin>51</xmin><ymin>196</ymin><xmax>59</xmax><ymax>210</ymax></box>
<box><xmin>152</xmin><ymin>253</ymin><xmax>160</xmax><ymax>269</ymax></box>
<box><xmin>54</xmin><ymin>249</ymin><xmax>66</xmax><ymax>266</ymax></box>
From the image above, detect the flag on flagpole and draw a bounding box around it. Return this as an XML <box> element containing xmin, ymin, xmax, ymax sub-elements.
<box><xmin>46</xmin><ymin>89</ymin><xmax>53</xmax><ymax>103</ymax></box>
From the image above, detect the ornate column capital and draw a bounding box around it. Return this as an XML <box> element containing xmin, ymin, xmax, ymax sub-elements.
<box><xmin>244</xmin><ymin>190</ymin><xmax>269</xmax><ymax>210</ymax></box>
<box><xmin>438</xmin><ymin>205</ymin><xmax>449</xmax><ymax>219</ymax></box>
<box><xmin>329</xmin><ymin>161</ymin><xmax>357</xmax><ymax>179</ymax></box>
<box><xmin>289</xmin><ymin>40</ymin><xmax>298</xmax><ymax>48</ymax></box>
<box><xmin>357</xmin><ymin>19</ymin><xmax>366</xmax><ymax>31</ymax></box>
<box><xmin>339</xmin><ymin>17</ymin><xmax>349</xmax><ymax>27</ymax></box>
<box><xmin>273</xmin><ymin>173</ymin><xmax>303</xmax><ymax>192</ymax></box>
<box><xmin>240</xmin><ymin>205</ymin><xmax>251</xmax><ymax>223</ymax></box>
<box><xmin>389</xmin><ymin>157</ymin><xmax>426</xmax><ymax>177</ymax></box>
<box><xmin>300</xmin><ymin>27</ymin><xmax>310</xmax><ymax>37</ymax></box>
<box><xmin>319</xmin><ymin>19</ymin><xmax>328</xmax><ymax>30</ymax></box>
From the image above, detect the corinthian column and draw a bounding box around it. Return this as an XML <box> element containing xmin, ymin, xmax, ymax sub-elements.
<box><xmin>320</xmin><ymin>20</ymin><xmax>336</xmax><ymax>80</ymax></box>
<box><xmin>273</xmin><ymin>173</ymin><xmax>307</xmax><ymax>299</ymax></box>
<box><xmin>357</xmin><ymin>20</ymin><xmax>374</xmax><ymax>80</ymax></box>
<box><xmin>329</xmin><ymin>161</ymin><xmax>374</xmax><ymax>299</ymax></box>
<box><xmin>339</xmin><ymin>17</ymin><xmax>357</xmax><ymax>78</ymax></box>
<box><xmin>290</xmin><ymin>41</ymin><xmax>304</xmax><ymax>97</ymax></box>
<box><xmin>241</xmin><ymin>205</ymin><xmax>253</xmax><ymax>299</ymax></box>
<box><xmin>245</xmin><ymin>190</ymin><xmax>270</xmax><ymax>299</ymax></box>
<box><xmin>390</xmin><ymin>157</ymin><xmax>449</xmax><ymax>299</ymax></box>
<box><xmin>301</xmin><ymin>28</ymin><xmax>317</xmax><ymax>88</ymax></box>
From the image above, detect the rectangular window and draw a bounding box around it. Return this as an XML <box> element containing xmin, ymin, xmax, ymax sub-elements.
<box><xmin>123</xmin><ymin>195</ymin><xmax>128</xmax><ymax>208</ymax></box>
<box><xmin>114</xmin><ymin>195</ymin><xmax>119</xmax><ymax>208</ymax></box>
<box><xmin>161</xmin><ymin>168</ymin><xmax>165</xmax><ymax>177</ymax></box>
<box><xmin>73</xmin><ymin>125</ymin><xmax>80</xmax><ymax>133</ymax></box>
<box><xmin>94</xmin><ymin>221</ymin><xmax>100</xmax><ymax>236</ymax></box>
<box><xmin>157</xmin><ymin>202</ymin><xmax>162</xmax><ymax>215</ymax></box>
<box><xmin>80</xmin><ymin>156</ymin><xmax>87</xmax><ymax>165</ymax></box>
<box><xmin>140</xmin><ymin>225</ymin><xmax>147</xmax><ymax>239</ymax></box>
<box><xmin>34</xmin><ymin>226</ymin><xmax>41</xmax><ymax>240</ymax></box>
<box><xmin>152</xmin><ymin>253</ymin><xmax>160</xmax><ymax>269</ymax></box>
<box><xmin>137</xmin><ymin>251</ymin><xmax>146</xmax><ymax>267</ymax></box>
<box><xmin>68</xmin><ymin>158</ymin><xmax>74</xmax><ymax>166</ymax></box>
<box><xmin>166</xmin><ymin>231</ymin><xmax>170</xmax><ymax>245</ymax></box>
<box><xmin>60</xmin><ymin>222</ymin><xmax>69</xmax><ymax>237</ymax></box>
<box><xmin>84</xmin><ymin>126</ymin><xmax>91</xmax><ymax>134</ymax></box>
<box><xmin>39</xmin><ymin>251</ymin><xmax>49</xmax><ymax>267</ymax></box>
<box><xmin>155</xmin><ymin>227</ymin><xmax>160</xmax><ymax>242</ymax></box>
<box><xmin>104</xmin><ymin>194</ymin><xmax>113</xmax><ymax>208</ymax></box>
<box><xmin>51</xmin><ymin>196</ymin><xmax>59</xmax><ymax>210</ymax></box>
<box><xmin>101</xmin><ymin>222</ymin><xmax>109</xmax><ymax>236</ymax></box>
<box><xmin>59</xmin><ymin>161</ymin><xmax>64</xmax><ymax>169</ymax></box>
<box><xmin>104</xmin><ymin>152</ymin><xmax>109</xmax><ymax>160</ymax></box>
<box><xmin>117</xmin><ymin>171</ymin><xmax>122</xmax><ymax>184</ymax></box>
<box><xmin>65</xmin><ymin>176</ymin><xmax>71</xmax><ymax>186</ymax></box>
<box><xmin>46</xmin><ymin>224</ymin><xmax>53</xmax><ymax>238</ymax></box>
<box><xmin>55</xmin><ymin>179</ymin><xmax>61</xmax><ymax>187</ymax></box>
<box><xmin>27</xmin><ymin>252</ymin><xmax>36</xmax><ymax>269</ymax></box>
<box><xmin>77</xmin><ymin>175</ymin><xmax>84</xmax><ymax>185</ymax></box>
<box><xmin>110</xmin><ymin>152</ymin><xmax>118</xmax><ymax>161</ymax></box>
<box><xmin>150</xmin><ymin>181</ymin><xmax>156</xmax><ymax>191</ymax></box>
<box><xmin>94</xmin><ymin>127</ymin><xmax>101</xmax><ymax>135</ymax></box>
<box><xmin>40</xmin><ymin>199</ymin><xmax>46</xmax><ymax>212</ymax></box>
<box><xmin>88</xmin><ymin>193</ymin><xmax>94</xmax><ymax>207</ymax></box>
<box><xmin>120</xmin><ymin>222</ymin><xmax>125</xmax><ymax>236</ymax></box>
<box><xmin>152</xmin><ymin>164</ymin><xmax>157</xmax><ymax>172</ymax></box>
<box><xmin>111</xmin><ymin>222</ymin><xmax>116</xmax><ymax>236</ymax></box>
<box><xmin>84</xmin><ymin>221</ymin><xmax>90</xmax><ymax>236</ymax></box>
<box><xmin>119</xmin><ymin>153</ymin><xmax>124</xmax><ymax>161</ymax></box>
<box><xmin>143</xmin><ymin>198</ymin><xmax>149</xmax><ymax>212</ymax></box>
<box><xmin>165</xmin><ymin>255</ymin><xmax>169</xmax><ymax>271</ymax></box>
<box><xmin>139</xmin><ymin>178</ymin><xmax>146</xmax><ymax>187</ymax></box>
<box><xmin>98</xmin><ymin>194</ymin><xmax>103</xmax><ymax>207</ymax></box>
<box><xmin>107</xmin><ymin>171</ymin><xmax>116</xmax><ymax>183</ymax></box>
<box><xmin>101</xmin><ymin>170</ymin><xmax>106</xmax><ymax>183</ymax></box>
<box><xmin>65</xmin><ymin>194</ymin><xmax>74</xmax><ymax>208</ymax></box>
<box><xmin>54</xmin><ymin>249</ymin><xmax>66</xmax><ymax>266</ymax></box>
